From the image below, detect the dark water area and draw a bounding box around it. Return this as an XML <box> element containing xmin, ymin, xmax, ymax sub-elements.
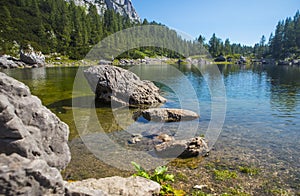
<box><xmin>1</xmin><ymin>64</ymin><xmax>300</xmax><ymax>194</ymax></box>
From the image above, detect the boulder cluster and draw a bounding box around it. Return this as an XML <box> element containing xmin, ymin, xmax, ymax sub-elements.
<box><xmin>84</xmin><ymin>65</ymin><xmax>209</xmax><ymax>159</ymax></box>
<box><xmin>0</xmin><ymin>45</ymin><xmax>45</xmax><ymax>69</ymax></box>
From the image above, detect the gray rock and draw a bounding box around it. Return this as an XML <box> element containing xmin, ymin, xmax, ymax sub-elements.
<box><xmin>0</xmin><ymin>55</ymin><xmax>24</xmax><ymax>69</ymax></box>
<box><xmin>155</xmin><ymin>137</ymin><xmax>209</xmax><ymax>158</ymax></box>
<box><xmin>65</xmin><ymin>176</ymin><xmax>160</xmax><ymax>196</ymax></box>
<box><xmin>278</xmin><ymin>60</ymin><xmax>292</xmax><ymax>66</ymax></box>
<box><xmin>292</xmin><ymin>59</ymin><xmax>300</xmax><ymax>65</ymax></box>
<box><xmin>141</xmin><ymin>108</ymin><xmax>199</xmax><ymax>122</ymax></box>
<box><xmin>67</xmin><ymin>0</ymin><xmax>140</xmax><ymax>22</ymax></box>
<box><xmin>20</xmin><ymin>45</ymin><xmax>45</xmax><ymax>66</ymax></box>
<box><xmin>0</xmin><ymin>72</ymin><xmax>70</xmax><ymax>170</ymax></box>
<box><xmin>0</xmin><ymin>153</ymin><xmax>65</xmax><ymax>196</ymax></box>
<box><xmin>156</xmin><ymin>133</ymin><xmax>174</xmax><ymax>142</ymax></box>
<box><xmin>84</xmin><ymin>65</ymin><xmax>166</xmax><ymax>106</ymax></box>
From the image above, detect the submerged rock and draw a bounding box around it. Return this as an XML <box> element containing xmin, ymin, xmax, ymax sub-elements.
<box><xmin>65</xmin><ymin>176</ymin><xmax>160</xmax><ymax>196</ymax></box>
<box><xmin>0</xmin><ymin>153</ymin><xmax>65</xmax><ymax>196</ymax></box>
<box><xmin>155</xmin><ymin>137</ymin><xmax>209</xmax><ymax>158</ymax></box>
<box><xmin>0</xmin><ymin>72</ymin><xmax>70</xmax><ymax>170</ymax></box>
<box><xmin>141</xmin><ymin>108</ymin><xmax>199</xmax><ymax>122</ymax></box>
<box><xmin>84</xmin><ymin>65</ymin><xmax>166</xmax><ymax>106</ymax></box>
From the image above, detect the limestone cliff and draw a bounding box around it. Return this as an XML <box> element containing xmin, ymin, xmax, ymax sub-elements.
<box><xmin>68</xmin><ymin>0</ymin><xmax>140</xmax><ymax>22</ymax></box>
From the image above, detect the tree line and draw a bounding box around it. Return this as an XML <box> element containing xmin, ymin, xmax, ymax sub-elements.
<box><xmin>252</xmin><ymin>10</ymin><xmax>300</xmax><ymax>60</ymax></box>
<box><xmin>0</xmin><ymin>0</ymin><xmax>135</xmax><ymax>59</ymax></box>
<box><xmin>197</xmin><ymin>33</ymin><xmax>253</xmax><ymax>58</ymax></box>
<box><xmin>0</xmin><ymin>0</ymin><xmax>205</xmax><ymax>60</ymax></box>
<box><xmin>0</xmin><ymin>0</ymin><xmax>299</xmax><ymax>61</ymax></box>
<box><xmin>197</xmin><ymin>10</ymin><xmax>300</xmax><ymax>61</ymax></box>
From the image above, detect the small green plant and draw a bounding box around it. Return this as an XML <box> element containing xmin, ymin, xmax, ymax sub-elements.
<box><xmin>192</xmin><ymin>190</ymin><xmax>212</xmax><ymax>196</ymax></box>
<box><xmin>213</xmin><ymin>169</ymin><xmax>237</xmax><ymax>181</ymax></box>
<box><xmin>238</xmin><ymin>166</ymin><xmax>259</xmax><ymax>176</ymax></box>
<box><xmin>132</xmin><ymin>162</ymin><xmax>184</xmax><ymax>195</ymax></box>
<box><xmin>176</xmin><ymin>172</ymin><xmax>188</xmax><ymax>182</ymax></box>
<box><xmin>268</xmin><ymin>188</ymin><xmax>289</xmax><ymax>195</ymax></box>
<box><xmin>225</xmin><ymin>187</ymin><xmax>250</xmax><ymax>196</ymax></box>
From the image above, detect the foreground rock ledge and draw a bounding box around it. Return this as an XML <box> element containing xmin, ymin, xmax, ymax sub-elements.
<box><xmin>84</xmin><ymin>65</ymin><xmax>166</xmax><ymax>106</ymax></box>
<box><xmin>141</xmin><ymin>108</ymin><xmax>199</xmax><ymax>122</ymax></box>
<box><xmin>65</xmin><ymin>176</ymin><xmax>160</xmax><ymax>196</ymax></box>
<box><xmin>0</xmin><ymin>153</ymin><xmax>65</xmax><ymax>195</ymax></box>
<box><xmin>0</xmin><ymin>72</ymin><xmax>70</xmax><ymax>170</ymax></box>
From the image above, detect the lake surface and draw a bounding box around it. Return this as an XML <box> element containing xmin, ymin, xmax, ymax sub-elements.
<box><xmin>1</xmin><ymin>64</ymin><xmax>300</xmax><ymax>194</ymax></box>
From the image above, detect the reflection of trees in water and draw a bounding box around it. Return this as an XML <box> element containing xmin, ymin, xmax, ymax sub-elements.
<box><xmin>212</xmin><ymin>64</ymin><xmax>300</xmax><ymax>114</ymax></box>
<box><xmin>265</xmin><ymin>66</ymin><xmax>300</xmax><ymax>113</ymax></box>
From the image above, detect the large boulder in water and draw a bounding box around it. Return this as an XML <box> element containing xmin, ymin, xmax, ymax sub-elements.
<box><xmin>0</xmin><ymin>72</ymin><xmax>70</xmax><ymax>170</ymax></box>
<box><xmin>84</xmin><ymin>65</ymin><xmax>166</xmax><ymax>106</ymax></box>
<box><xmin>0</xmin><ymin>153</ymin><xmax>65</xmax><ymax>195</ymax></box>
<box><xmin>141</xmin><ymin>108</ymin><xmax>199</xmax><ymax>122</ymax></box>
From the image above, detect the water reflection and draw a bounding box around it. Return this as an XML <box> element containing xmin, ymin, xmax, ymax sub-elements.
<box><xmin>265</xmin><ymin>66</ymin><xmax>300</xmax><ymax>114</ymax></box>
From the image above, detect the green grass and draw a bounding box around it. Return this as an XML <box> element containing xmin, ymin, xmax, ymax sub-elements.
<box><xmin>213</xmin><ymin>169</ymin><xmax>238</xmax><ymax>181</ymax></box>
<box><xmin>192</xmin><ymin>190</ymin><xmax>212</xmax><ymax>196</ymax></box>
<box><xmin>213</xmin><ymin>61</ymin><xmax>233</xmax><ymax>65</ymax></box>
<box><xmin>238</xmin><ymin>166</ymin><xmax>259</xmax><ymax>176</ymax></box>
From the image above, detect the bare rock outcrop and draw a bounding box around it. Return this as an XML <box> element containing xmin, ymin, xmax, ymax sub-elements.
<box><xmin>65</xmin><ymin>176</ymin><xmax>160</xmax><ymax>196</ymax></box>
<box><xmin>0</xmin><ymin>153</ymin><xmax>65</xmax><ymax>196</ymax></box>
<box><xmin>84</xmin><ymin>65</ymin><xmax>166</xmax><ymax>106</ymax></box>
<box><xmin>0</xmin><ymin>55</ymin><xmax>28</xmax><ymax>69</ymax></box>
<box><xmin>20</xmin><ymin>45</ymin><xmax>45</xmax><ymax>67</ymax></box>
<box><xmin>68</xmin><ymin>0</ymin><xmax>140</xmax><ymax>22</ymax></box>
<box><xmin>0</xmin><ymin>72</ymin><xmax>70</xmax><ymax>170</ymax></box>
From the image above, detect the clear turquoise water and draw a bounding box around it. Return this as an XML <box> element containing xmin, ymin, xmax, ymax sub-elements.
<box><xmin>1</xmin><ymin>64</ymin><xmax>300</xmax><ymax>190</ymax></box>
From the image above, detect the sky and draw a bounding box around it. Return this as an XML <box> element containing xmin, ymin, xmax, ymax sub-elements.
<box><xmin>131</xmin><ymin>0</ymin><xmax>299</xmax><ymax>46</ymax></box>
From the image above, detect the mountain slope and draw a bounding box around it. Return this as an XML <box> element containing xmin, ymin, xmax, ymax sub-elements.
<box><xmin>68</xmin><ymin>0</ymin><xmax>140</xmax><ymax>22</ymax></box>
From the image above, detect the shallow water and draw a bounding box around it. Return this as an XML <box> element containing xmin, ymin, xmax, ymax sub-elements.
<box><xmin>1</xmin><ymin>64</ymin><xmax>300</xmax><ymax>193</ymax></box>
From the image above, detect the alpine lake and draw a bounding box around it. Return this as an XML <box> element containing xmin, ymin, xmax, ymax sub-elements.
<box><xmin>1</xmin><ymin>63</ymin><xmax>300</xmax><ymax>195</ymax></box>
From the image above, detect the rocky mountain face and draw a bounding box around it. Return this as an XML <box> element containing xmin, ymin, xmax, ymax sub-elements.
<box><xmin>68</xmin><ymin>0</ymin><xmax>140</xmax><ymax>22</ymax></box>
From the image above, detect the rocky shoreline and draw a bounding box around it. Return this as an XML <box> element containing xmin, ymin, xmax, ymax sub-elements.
<box><xmin>1</xmin><ymin>48</ymin><xmax>300</xmax><ymax>69</ymax></box>
<box><xmin>0</xmin><ymin>72</ymin><xmax>160</xmax><ymax>196</ymax></box>
<box><xmin>0</xmin><ymin>68</ymin><xmax>207</xmax><ymax>195</ymax></box>
<box><xmin>0</xmin><ymin>45</ymin><xmax>46</xmax><ymax>69</ymax></box>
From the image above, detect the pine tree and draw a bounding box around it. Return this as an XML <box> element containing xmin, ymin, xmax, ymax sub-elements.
<box><xmin>209</xmin><ymin>33</ymin><xmax>222</xmax><ymax>57</ymax></box>
<box><xmin>294</xmin><ymin>11</ymin><xmax>300</xmax><ymax>50</ymax></box>
<box><xmin>88</xmin><ymin>5</ymin><xmax>102</xmax><ymax>44</ymax></box>
<box><xmin>142</xmin><ymin>19</ymin><xmax>149</xmax><ymax>25</ymax></box>
<box><xmin>271</xmin><ymin>21</ymin><xmax>284</xmax><ymax>59</ymax></box>
<box><xmin>15</xmin><ymin>0</ymin><xmax>25</xmax><ymax>7</ymax></box>
<box><xmin>224</xmin><ymin>38</ymin><xmax>231</xmax><ymax>55</ymax></box>
<box><xmin>197</xmin><ymin>35</ymin><xmax>205</xmax><ymax>45</ymax></box>
<box><xmin>283</xmin><ymin>17</ymin><xmax>296</xmax><ymax>56</ymax></box>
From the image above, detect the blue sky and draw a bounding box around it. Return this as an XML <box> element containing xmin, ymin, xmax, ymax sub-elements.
<box><xmin>131</xmin><ymin>0</ymin><xmax>299</xmax><ymax>46</ymax></box>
